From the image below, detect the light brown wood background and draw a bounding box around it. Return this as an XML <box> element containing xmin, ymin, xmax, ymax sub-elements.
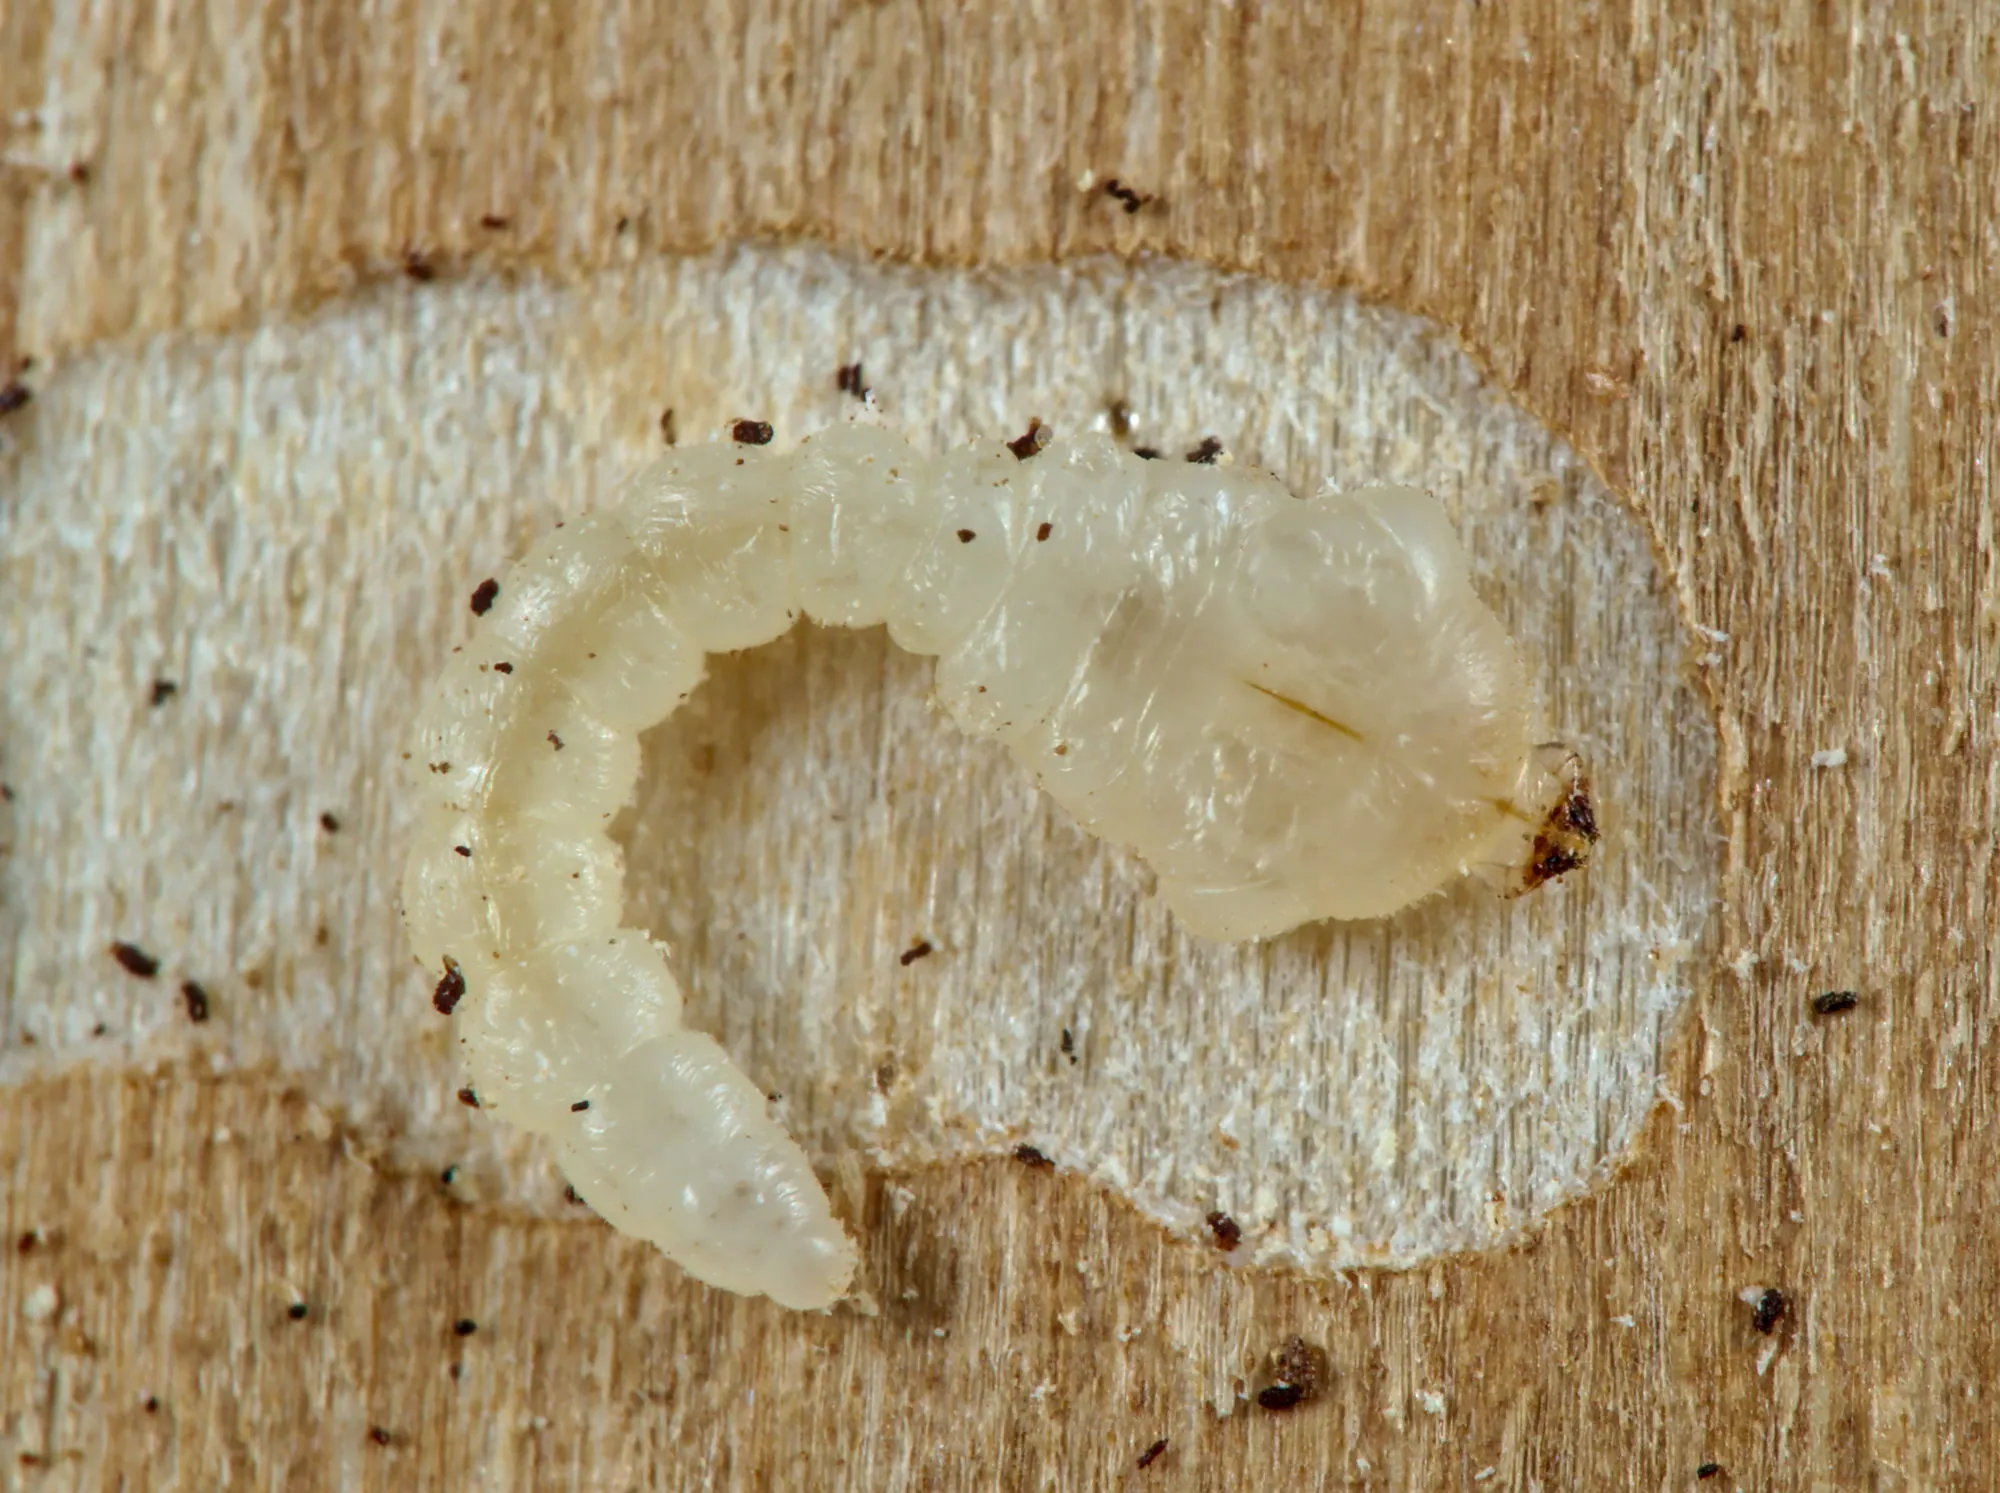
<box><xmin>2</xmin><ymin>2</ymin><xmax>1996</xmax><ymax>1489</ymax></box>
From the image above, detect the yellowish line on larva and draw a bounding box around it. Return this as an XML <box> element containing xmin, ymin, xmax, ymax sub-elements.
<box><xmin>1243</xmin><ymin>680</ymin><xmax>1365</xmax><ymax>742</ymax></box>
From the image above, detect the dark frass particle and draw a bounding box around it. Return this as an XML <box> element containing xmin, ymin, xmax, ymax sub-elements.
<box><xmin>1012</xmin><ymin>1144</ymin><xmax>1053</xmax><ymax>1170</ymax></box>
<box><xmin>454</xmin><ymin>845</ymin><xmax>472</xmax><ymax>858</ymax></box>
<box><xmin>1136</xmin><ymin>1438</ymin><xmax>1169</xmax><ymax>1469</ymax></box>
<box><xmin>1256</xmin><ymin>1336</ymin><xmax>1328</xmax><ymax>1411</ymax></box>
<box><xmin>1102</xmin><ymin>178</ymin><xmax>1152</xmax><ymax>214</ymax></box>
<box><xmin>469</xmin><ymin>579</ymin><xmax>499</xmax><ymax>616</ymax></box>
<box><xmin>731</xmin><ymin>419</ymin><xmax>774</xmax><ymax>446</ymax></box>
<box><xmin>180</xmin><ymin>980</ymin><xmax>211</xmax><ymax>1023</ymax></box>
<box><xmin>836</xmin><ymin>362</ymin><xmax>869</xmax><ymax>400</ymax></box>
<box><xmin>570</xmin><ymin>1099</ymin><xmax>590</xmax><ymax>1113</ymax></box>
<box><xmin>659</xmin><ymin>407</ymin><xmax>678</xmax><ymax>446</ymax></box>
<box><xmin>287</xmin><ymin>1301</ymin><xmax>309</xmax><ymax>1321</ymax></box>
<box><xmin>1007</xmin><ymin>418</ymin><xmax>1050</xmax><ymax>460</ymax></box>
<box><xmin>0</xmin><ymin>380</ymin><xmax>31</xmax><ymax>416</ymax></box>
<box><xmin>1696</xmin><ymin>1466</ymin><xmax>1723</xmax><ymax>1482</ymax></box>
<box><xmin>319</xmin><ymin>811</ymin><xmax>340</xmax><ymax>833</ymax></box>
<box><xmin>955</xmin><ymin>528</ymin><xmax>977</xmax><ymax>544</ymax></box>
<box><xmin>1132</xmin><ymin>446</ymin><xmax>1161</xmax><ymax>460</ymax></box>
<box><xmin>453</xmin><ymin>1318</ymin><xmax>478</xmax><ymax>1337</ymax></box>
<box><xmin>1204</xmin><ymin>1211</ymin><xmax>1242</xmax><ymax>1251</ymax></box>
<box><xmin>149</xmin><ymin>678</ymin><xmax>178</xmax><ymax>706</ymax></box>
<box><xmin>491</xmin><ymin>661</ymin><xmax>513</xmax><ymax>674</ymax></box>
<box><xmin>1256</xmin><ymin>1383</ymin><xmax>1305</xmax><ymax>1411</ymax></box>
<box><xmin>369</xmin><ymin>1427</ymin><xmax>393</xmax><ymax>1447</ymax></box>
<box><xmin>110</xmin><ymin>942</ymin><xmax>161</xmax><ymax>979</ymax></box>
<box><xmin>1811</xmin><ymin>989</ymin><xmax>1859</xmax><ymax>1016</ymax></box>
<box><xmin>479</xmin><ymin>213</ymin><xmax>511</xmax><ymax>230</ymax></box>
<box><xmin>402</xmin><ymin>249</ymin><xmax>436</xmax><ymax>282</ymax></box>
<box><xmin>432</xmin><ymin>957</ymin><xmax>465</xmax><ymax>1016</ymax></box>
<box><xmin>457</xmin><ymin>1087</ymin><xmax>480</xmax><ymax>1108</ymax></box>
<box><xmin>1750</xmin><ymin>1288</ymin><xmax>1788</xmax><ymax>1335</ymax></box>
<box><xmin>1036</xmin><ymin>521</ymin><xmax>1053</xmax><ymax>542</ymax></box>
<box><xmin>1059</xmin><ymin>1027</ymin><xmax>1076</xmax><ymax>1063</ymax></box>
<box><xmin>1184</xmin><ymin>437</ymin><xmax>1223</xmax><ymax>464</ymax></box>
<box><xmin>898</xmin><ymin>939</ymin><xmax>933</xmax><ymax>967</ymax></box>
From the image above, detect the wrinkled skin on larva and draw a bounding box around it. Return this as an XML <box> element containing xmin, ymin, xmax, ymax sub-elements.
<box><xmin>400</xmin><ymin>425</ymin><xmax>1584</xmax><ymax>1310</ymax></box>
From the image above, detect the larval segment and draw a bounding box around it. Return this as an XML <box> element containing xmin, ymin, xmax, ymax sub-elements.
<box><xmin>401</xmin><ymin>422</ymin><xmax>1592</xmax><ymax>1312</ymax></box>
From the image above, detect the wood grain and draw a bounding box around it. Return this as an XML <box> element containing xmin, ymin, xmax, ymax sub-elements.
<box><xmin>3</xmin><ymin>1</ymin><xmax>1997</xmax><ymax>1489</ymax></box>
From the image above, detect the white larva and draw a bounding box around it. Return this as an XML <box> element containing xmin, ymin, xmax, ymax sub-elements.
<box><xmin>399</xmin><ymin>421</ymin><xmax>1597</xmax><ymax>1311</ymax></box>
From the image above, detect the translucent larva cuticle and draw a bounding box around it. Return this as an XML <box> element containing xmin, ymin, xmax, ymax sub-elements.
<box><xmin>401</xmin><ymin>420</ymin><xmax>1596</xmax><ymax>1309</ymax></box>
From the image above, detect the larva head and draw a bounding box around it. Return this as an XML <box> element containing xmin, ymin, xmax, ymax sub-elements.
<box><xmin>1511</xmin><ymin>744</ymin><xmax>1600</xmax><ymax>895</ymax></box>
<box><xmin>1026</xmin><ymin>474</ymin><xmax>1566</xmax><ymax>938</ymax></box>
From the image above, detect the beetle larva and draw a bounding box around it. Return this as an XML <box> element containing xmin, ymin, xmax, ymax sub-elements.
<box><xmin>400</xmin><ymin>423</ymin><xmax>1595</xmax><ymax>1310</ymax></box>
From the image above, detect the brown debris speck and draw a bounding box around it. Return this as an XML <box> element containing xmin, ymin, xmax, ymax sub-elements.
<box><xmin>1518</xmin><ymin>751</ymin><xmax>1599</xmax><ymax>895</ymax></box>
<box><xmin>1060</xmin><ymin>1027</ymin><xmax>1076</xmax><ymax>1063</ymax></box>
<box><xmin>1257</xmin><ymin>1336</ymin><xmax>1328</xmax><ymax>1411</ymax></box>
<box><xmin>836</xmin><ymin>362</ymin><xmax>870</xmax><ymax>400</ymax></box>
<box><xmin>180</xmin><ymin>981</ymin><xmax>210</xmax><ymax>1024</ymax></box>
<box><xmin>1811</xmin><ymin>989</ymin><xmax>1859</xmax><ymax>1016</ymax></box>
<box><xmin>1007</xmin><ymin>418</ymin><xmax>1051</xmax><ymax>460</ymax></box>
<box><xmin>0</xmin><ymin>381</ymin><xmax>30</xmax><ymax>417</ymax></box>
<box><xmin>1103</xmin><ymin>178</ymin><xmax>1153</xmax><ymax>214</ymax></box>
<box><xmin>1184</xmin><ymin>436</ymin><xmax>1223</xmax><ymax>464</ymax></box>
<box><xmin>956</xmin><ymin>528</ymin><xmax>977</xmax><ymax>543</ymax></box>
<box><xmin>1132</xmin><ymin>446</ymin><xmax>1161</xmax><ymax>460</ymax></box>
<box><xmin>457</xmin><ymin>1087</ymin><xmax>479</xmax><ymax>1108</ymax></box>
<box><xmin>110</xmin><ymin>942</ymin><xmax>160</xmax><ymax>979</ymax></box>
<box><xmin>143</xmin><ymin>1396</ymin><xmax>160</xmax><ymax>1414</ymax></box>
<box><xmin>369</xmin><ymin>1427</ymin><xmax>393</xmax><ymax>1446</ymax></box>
<box><xmin>731</xmin><ymin>419</ymin><xmax>774</xmax><ymax>446</ymax></box>
<box><xmin>469</xmin><ymin>579</ymin><xmax>499</xmax><ymax>615</ymax></box>
<box><xmin>149</xmin><ymin>679</ymin><xmax>178</xmax><ymax>707</ymax></box>
<box><xmin>491</xmin><ymin>661</ymin><xmax>513</xmax><ymax>674</ymax></box>
<box><xmin>1013</xmin><ymin>1144</ymin><xmax>1053</xmax><ymax>1169</ymax></box>
<box><xmin>478</xmin><ymin>213</ymin><xmax>511</xmax><ymax>230</ymax></box>
<box><xmin>1136</xmin><ymin>1438</ymin><xmax>1168</xmax><ymax>1469</ymax></box>
<box><xmin>659</xmin><ymin>407</ymin><xmax>678</xmax><ymax>445</ymax></box>
<box><xmin>1036</xmin><ymin>521</ymin><xmax>1053</xmax><ymax>542</ymax></box>
<box><xmin>319</xmin><ymin>812</ymin><xmax>340</xmax><ymax>833</ymax></box>
<box><xmin>547</xmin><ymin>730</ymin><xmax>564</xmax><ymax>751</ymax></box>
<box><xmin>898</xmin><ymin>939</ymin><xmax>934</xmax><ymax>967</ymax></box>
<box><xmin>1750</xmin><ymin>1287</ymin><xmax>1788</xmax><ymax>1335</ymax></box>
<box><xmin>565</xmin><ymin>1185</ymin><xmax>586</xmax><ymax>1205</ymax></box>
<box><xmin>432</xmin><ymin>957</ymin><xmax>465</xmax><ymax>1016</ymax></box>
<box><xmin>1204</xmin><ymin>1210</ymin><xmax>1242</xmax><ymax>1251</ymax></box>
<box><xmin>402</xmin><ymin>249</ymin><xmax>436</xmax><ymax>282</ymax></box>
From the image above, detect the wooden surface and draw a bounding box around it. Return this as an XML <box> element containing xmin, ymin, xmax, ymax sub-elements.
<box><xmin>2</xmin><ymin>2</ymin><xmax>1996</xmax><ymax>1489</ymax></box>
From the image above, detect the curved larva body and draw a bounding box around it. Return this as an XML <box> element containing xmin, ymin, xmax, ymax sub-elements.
<box><xmin>400</xmin><ymin>425</ymin><xmax>1586</xmax><ymax>1310</ymax></box>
